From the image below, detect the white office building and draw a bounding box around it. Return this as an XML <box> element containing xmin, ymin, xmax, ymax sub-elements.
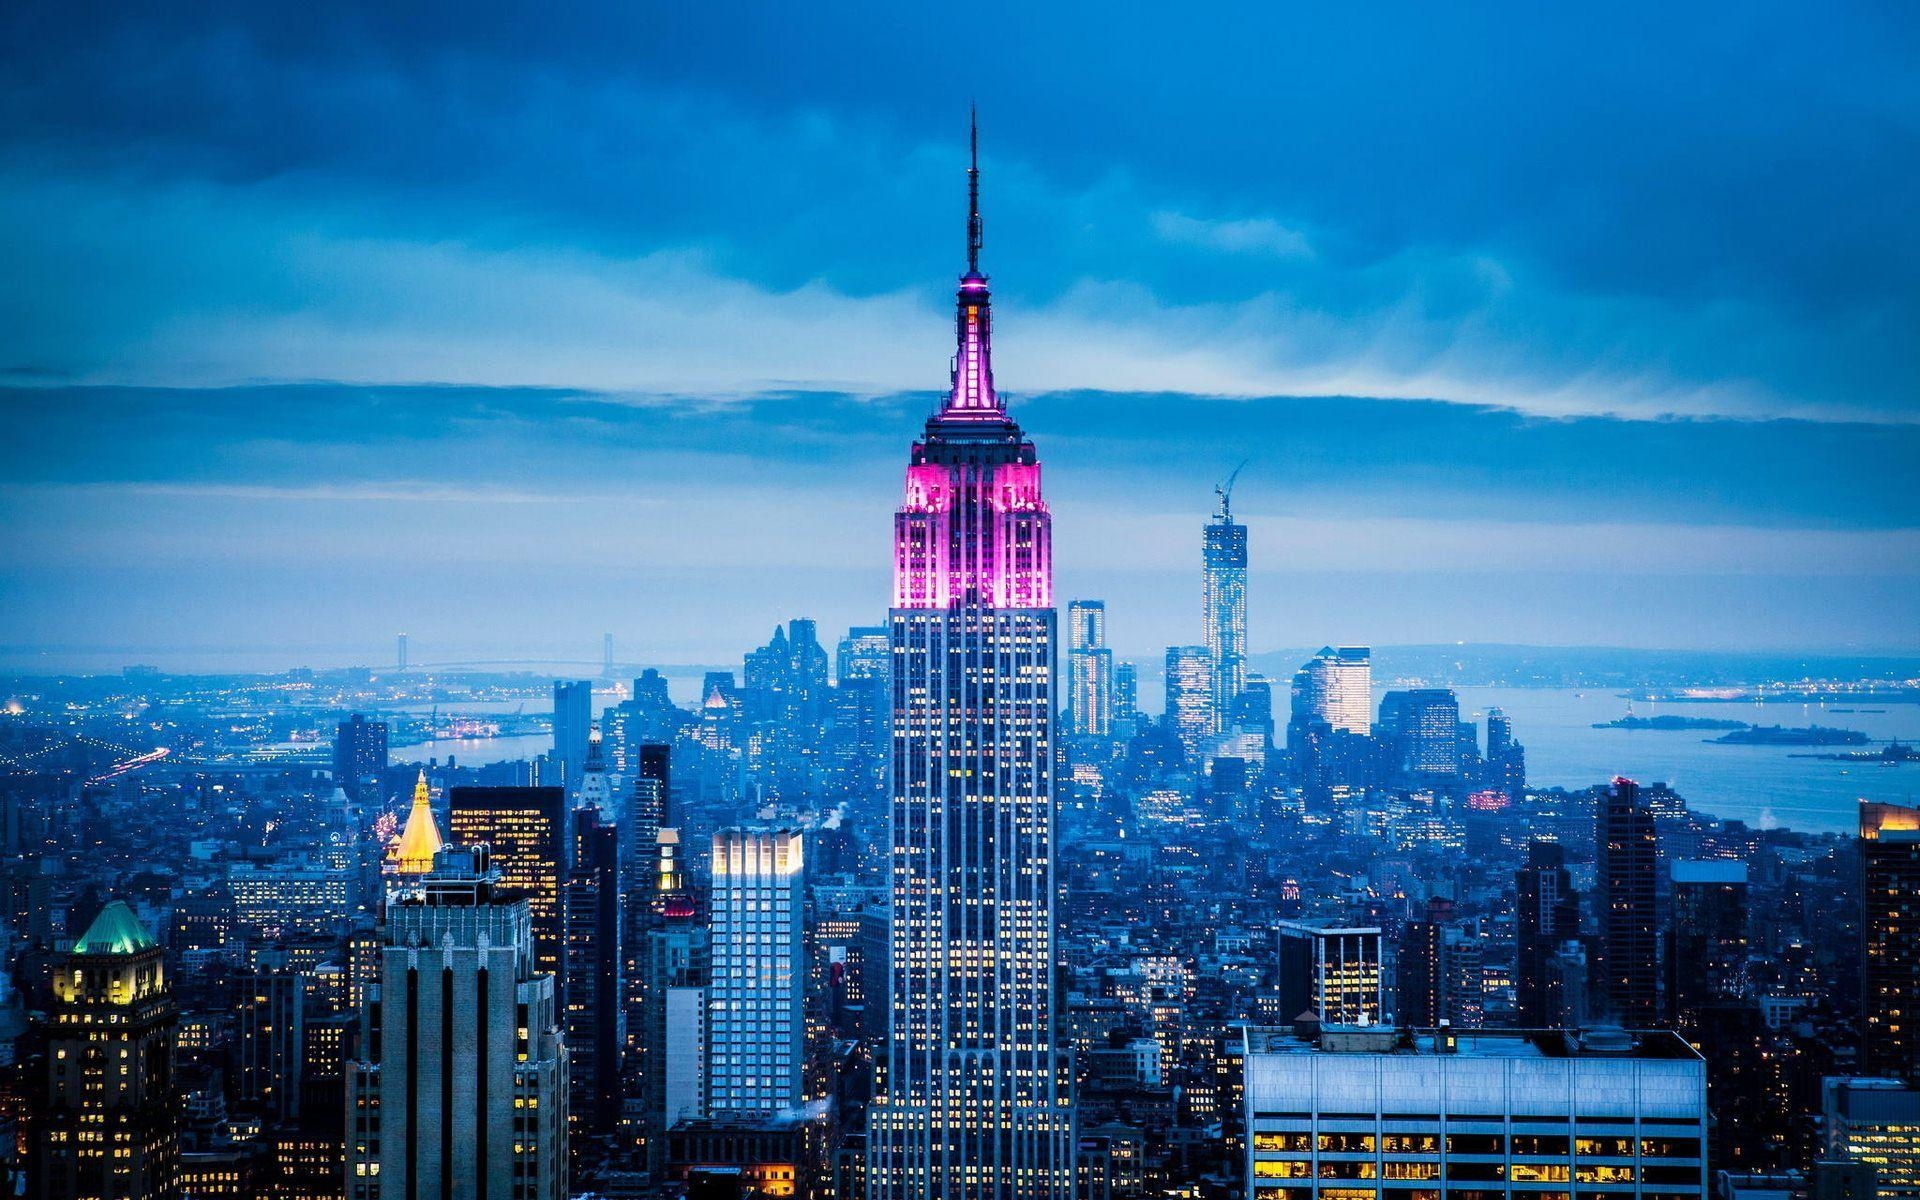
<box><xmin>1245</xmin><ymin>1025</ymin><xmax>1707</xmax><ymax>1200</ymax></box>
<box><xmin>708</xmin><ymin>828</ymin><xmax>806</xmax><ymax>1114</ymax></box>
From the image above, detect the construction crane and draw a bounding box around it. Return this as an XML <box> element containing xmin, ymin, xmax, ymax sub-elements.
<box><xmin>1214</xmin><ymin>460</ymin><xmax>1249</xmax><ymax>523</ymax></box>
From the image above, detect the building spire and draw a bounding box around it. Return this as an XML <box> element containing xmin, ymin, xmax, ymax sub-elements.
<box><xmin>967</xmin><ymin>105</ymin><xmax>983</xmax><ymax>275</ymax></box>
<box><xmin>390</xmin><ymin>768</ymin><xmax>444</xmax><ymax>875</ymax></box>
<box><xmin>942</xmin><ymin>108</ymin><xmax>1001</xmax><ymax>418</ymax></box>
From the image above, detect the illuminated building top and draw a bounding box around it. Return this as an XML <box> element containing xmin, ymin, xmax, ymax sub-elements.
<box><xmin>391</xmin><ymin>768</ymin><xmax>444</xmax><ymax>875</ymax></box>
<box><xmin>1863</xmin><ymin>799</ymin><xmax>1920</xmax><ymax>840</ymax></box>
<box><xmin>71</xmin><ymin>899</ymin><xmax>158</xmax><ymax>956</ymax></box>
<box><xmin>893</xmin><ymin>111</ymin><xmax>1052</xmax><ymax>611</ymax></box>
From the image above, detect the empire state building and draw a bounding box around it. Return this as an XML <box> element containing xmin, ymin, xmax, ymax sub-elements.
<box><xmin>867</xmin><ymin>120</ymin><xmax>1074</xmax><ymax>1199</ymax></box>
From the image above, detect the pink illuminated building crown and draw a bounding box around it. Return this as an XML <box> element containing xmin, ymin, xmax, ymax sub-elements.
<box><xmin>892</xmin><ymin>116</ymin><xmax>1053</xmax><ymax>610</ymax></box>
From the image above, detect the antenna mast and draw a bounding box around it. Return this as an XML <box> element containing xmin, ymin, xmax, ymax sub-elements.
<box><xmin>967</xmin><ymin>106</ymin><xmax>983</xmax><ymax>274</ymax></box>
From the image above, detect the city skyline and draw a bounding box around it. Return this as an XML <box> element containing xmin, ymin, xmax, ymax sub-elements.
<box><xmin>9</xmin><ymin>11</ymin><xmax>1920</xmax><ymax>1200</ymax></box>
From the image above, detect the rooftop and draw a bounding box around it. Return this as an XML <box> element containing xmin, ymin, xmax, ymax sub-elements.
<box><xmin>1245</xmin><ymin>1025</ymin><xmax>1702</xmax><ymax>1062</ymax></box>
<box><xmin>71</xmin><ymin>901</ymin><xmax>159</xmax><ymax>956</ymax></box>
<box><xmin>1672</xmin><ymin>859</ymin><xmax>1749</xmax><ymax>884</ymax></box>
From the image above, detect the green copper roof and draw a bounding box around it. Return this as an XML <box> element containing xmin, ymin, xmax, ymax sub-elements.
<box><xmin>71</xmin><ymin>901</ymin><xmax>157</xmax><ymax>955</ymax></box>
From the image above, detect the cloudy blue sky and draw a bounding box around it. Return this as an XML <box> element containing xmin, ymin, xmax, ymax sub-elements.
<box><xmin>2</xmin><ymin>2</ymin><xmax>1915</xmax><ymax>670</ymax></box>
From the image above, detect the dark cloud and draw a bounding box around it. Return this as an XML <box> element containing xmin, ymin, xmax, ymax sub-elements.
<box><xmin>4</xmin><ymin>385</ymin><xmax>1913</xmax><ymax>531</ymax></box>
<box><xmin>0</xmin><ymin>3</ymin><xmax>1913</xmax><ymax>414</ymax></box>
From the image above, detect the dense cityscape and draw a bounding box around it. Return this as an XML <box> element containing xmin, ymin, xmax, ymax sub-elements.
<box><xmin>4</xmin><ymin>122</ymin><xmax>1919</xmax><ymax>1200</ymax></box>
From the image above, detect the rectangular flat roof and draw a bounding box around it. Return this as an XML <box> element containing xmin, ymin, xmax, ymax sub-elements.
<box><xmin>1245</xmin><ymin>1026</ymin><xmax>1701</xmax><ymax>1061</ymax></box>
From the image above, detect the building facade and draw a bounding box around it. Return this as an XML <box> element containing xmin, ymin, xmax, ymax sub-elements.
<box><xmin>708</xmin><ymin>828</ymin><xmax>807</xmax><ymax>1114</ymax></box>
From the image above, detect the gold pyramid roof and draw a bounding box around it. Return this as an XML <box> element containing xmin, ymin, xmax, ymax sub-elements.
<box><xmin>390</xmin><ymin>769</ymin><xmax>444</xmax><ymax>875</ymax></box>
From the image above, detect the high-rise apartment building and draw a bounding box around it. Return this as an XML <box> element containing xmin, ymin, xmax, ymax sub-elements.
<box><xmin>1599</xmin><ymin>777</ymin><xmax>1661</xmax><ymax>1024</ymax></box>
<box><xmin>642</xmin><ymin>902</ymin><xmax>710</xmax><ymax>1178</ymax></box>
<box><xmin>1863</xmin><ymin>801</ymin><xmax>1920</xmax><ymax>1082</ymax></box>
<box><xmin>553</xmin><ymin>680</ymin><xmax>594</xmax><ymax>797</ymax></box>
<box><xmin>1295</xmin><ymin>647</ymin><xmax>1371</xmax><ymax>736</ymax></box>
<box><xmin>564</xmin><ymin>806</ymin><xmax>624</xmax><ymax>1132</ymax></box>
<box><xmin>625</xmin><ymin>745</ymin><xmax>671</xmax><ymax>885</ymax></box>
<box><xmin>578</xmin><ymin>724</ymin><xmax>612</xmax><ymax>819</ymax></box>
<box><xmin>1275</xmin><ymin>920</ymin><xmax>1384</xmax><ymax>1026</ymax></box>
<box><xmin>1114</xmin><ymin>662</ymin><xmax>1140</xmax><ymax>727</ymax></box>
<box><xmin>708</xmin><ymin>829</ymin><xmax>806</xmax><ymax>1114</ymax></box>
<box><xmin>448</xmin><ymin>786</ymin><xmax>568</xmax><ymax>1000</ymax></box>
<box><xmin>235</xmin><ymin>968</ymin><xmax>307</xmax><ymax>1123</ymax></box>
<box><xmin>1378</xmin><ymin>688</ymin><xmax>1463</xmax><ymax>781</ymax></box>
<box><xmin>1244</xmin><ymin>1025</ymin><xmax>1707</xmax><ymax>1200</ymax></box>
<box><xmin>1824</xmin><ymin>1076</ymin><xmax>1920</xmax><ymax>1199</ymax></box>
<box><xmin>1514</xmin><ymin>839</ymin><xmax>1581</xmax><ymax>1027</ymax></box>
<box><xmin>1667</xmin><ymin>860</ymin><xmax>1750</xmax><ymax>1026</ymax></box>
<box><xmin>1203</xmin><ymin>488</ymin><xmax>1249</xmax><ymax>729</ymax></box>
<box><xmin>378</xmin><ymin>845</ymin><xmax>568</xmax><ymax>1200</ymax></box>
<box><xmin>27</xmin><ymin>902</ymin><xmax>179</xmax><ymax>1200</ymax></box>
<box><xmin>333</xmin><ymin>714</ymin><xmax>389</xmax><ymax>804</ymax></box>
<box><xmin>1165</xmin><ymin>645</ymin><xmax>1216</xmax><ymax>762</ymax></box>
<box><xmin>1067</xmin><ymin>600</ymin><xmax>1115</xmax><ymax>738</ymax></box>
<box><xmin>1485</xmin><ymin>707</ymin><xmax>1527</xmax><ymax>800</ymax></box>
<box><xmin>868</xmin><ymin>120</ymin><xmax>1074</xmax><ymax>1200</ymax></box>
<box><xmin>1397</xmin><ymin>898</ymin><xmax>1484</xmax><ymax>1029</ymax></box>
<box><xmin>837</xmin><ymin>625</ymin><xmax>890</xmax><ymax>683</ymax></box>
<box><xmin>622</xmin><ymin>745</ymin><xmax>672</xmax><ymax>1074</ymax></box>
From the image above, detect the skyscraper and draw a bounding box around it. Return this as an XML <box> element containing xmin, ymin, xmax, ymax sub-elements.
<box><xmin>564</xmin><ymin>806</ymin><xmax>624</xmax><ymax>1133</ymax></box>
<box><xmin>333</xmin><ymin>714</ymin><xmax>389</xmax><ymax>804</ymax></box>
<box><xmin>642</xmin><ymin>894</ymin><xmax>709</xmax><ymax>1177</ymax></box>
<box><xmin>1114</xmin><ymin>662</ymin><xmax>1140</xmax><ymax>726</ymax></box>
<box><xmin>1862</xmin><ymin>801</ymin><xmax>1920</xmax><ymax>1082</ymax></box>
<box><xmin>448</xmin><ymin>786</ymin><xmax>568</xmax><ymax>999</ymax></box>
<box><xmin>1202</xmin><ymin>478</ymin><xmax>1248</xmax><ymax>729</ymax></box>
<box><xmin>1275</xmin><ymin>920</ymin><xmax>1385</xmax><ymax>1026</ymax></box>
<box><xmin>837</xmin><ymin>625</ymin><xmax>891</xmax><ymax>683</ymax></box>
<box><xmin>379</xmin><ymin>845</ymin><xmax>568</xmax><ymax>1200</ymax></box>
<box><xmin>578</xmin><ymin>723</ymin><xmax>612</xmax><ymax>819</ymax></box>
<box><xmin>27</xmin><ymin>901</ymin><xmax>178</xmax><ymax>1200</ymax></box>
<box><xmin>1485</xmin><ymin>706</ymin><xmax>1527</xmax><ymax>800</ymax></box>
<box><xmin>235</xmin><ymin>967</ymin><xmax>307</xmax><ymax>1123</ymax></box>
<box><xmin>1377</xmin><ymin>688</ymin><xmax>1463</xmax><ymax>782</ymax></box>
<box><xmin>708</xmin><ymin>828</ymin><xmax>806</xmax><ymax>1114</ymax></box>
<box><xmin>1599</xmin><ymin>777</ymin><xmax>1661</xmax><ymax>1024</ymax></box>
<box><xmin>1066</xmin><ymin>600</ymin><xmax>1115</xmax><ymax>738</ymax></box>
<box><xmin>1164</xmin><ymin>645</ymin><xmax>1215</xmax><ymax>762</ymax></box>
<box><xmin>553</xmin><ymin>680</ymin><xmax>593</xmax><ymax>797</ymax></box>
<box><xmin>869</xmin><ymin>117</ymin><xmax>1074</xmax><ymax>1200</ymax></box>
<box><xmin>1667</xmin><ymin>860</ymin><xmax>1751</xmax><ymax>1025</ymax></box>
<box><xmin>626</xmin><ymin>743</ymin><xmax>672</xmax><ymax>884</ymax></box>
<box><xmin>1295</xmin><ymin>647</ymin><xmax>1371</xmax><ymax>736</ymax></box>
<box><xmin>1514</xmin><ymin>839</ymin><xmax>1581</xmax><ymax>1027</ymax></box>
